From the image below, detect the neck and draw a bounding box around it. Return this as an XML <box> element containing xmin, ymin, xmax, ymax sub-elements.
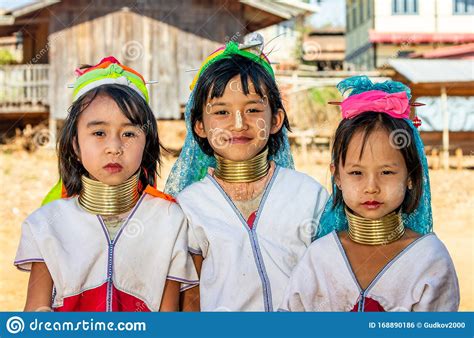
<box><xmin>214</xmin><ymin>148</ymin><xmax>270</xmax><ymax>183</ymax></box>
<box><xmin>78</xmin><ymin>171</ymin><xmax>140</xmax><ymax>216</ymax></box>
<box><xmin>345</xmin><ymin>207</ymin><xmax>405</xmax><ymax>246</ymax></box>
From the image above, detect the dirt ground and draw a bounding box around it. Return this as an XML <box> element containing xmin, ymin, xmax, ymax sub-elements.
<box><xmin>0</xmin><ymin>143</ymin><xmax>472</xmax><ymax>311</ymax></box>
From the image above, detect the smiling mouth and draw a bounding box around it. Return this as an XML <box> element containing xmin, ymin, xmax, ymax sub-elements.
<box><xmin>231</xmin><ymin>137</ymin><xmax>252</xmax><ymax>144</ymax></box>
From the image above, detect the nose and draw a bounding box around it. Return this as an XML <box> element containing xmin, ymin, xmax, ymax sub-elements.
<box><xmin>231</xmin><ymin>110</ymin><xmax>247</xmax><ymax>132</ymax></box>
<box><xmin>105</xmin><ymin>136</ymin><xmax>124</xmax><ymax>157</ymax></box>
<box><xmin>364</xmin><ymin>174</ymin><xmax>380</xmax><ymax>194</ymax></box>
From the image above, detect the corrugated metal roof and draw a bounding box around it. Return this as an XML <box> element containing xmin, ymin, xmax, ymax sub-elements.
<box><xmin>389</xmin><ymin>59</ymin><xmax>474</xmax><ymax>83</ymax></box>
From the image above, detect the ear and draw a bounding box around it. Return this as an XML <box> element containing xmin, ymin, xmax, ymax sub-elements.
<box><xmin>407</xmin><ymin>177</ymin><xmax>413</xmax><ymax>190</ymax></box>
<box><xmin>270</xmin><ymin>108</ymin><xmax>285</xmax><ymax>134</ymax></box>
<box><xmin>330</xmin><ymin>163</ymin><xmax>341</xmax><ymax>189</ymax></box>
<box><xmin>73</xmin><ymin>136</ymin><xmax>81</xmax><ymax>160</ymax></box>
<box><xmin>194</xmin><ymin>119</ymin><xmax>207</xmax><ymax>139</ymax></box>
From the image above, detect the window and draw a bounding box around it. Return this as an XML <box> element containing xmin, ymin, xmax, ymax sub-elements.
<box><xmin>346</xmin><ymin>11</ymin><xmax>351</xmax><ymax>31</ymax></box>
<box><xmin>360</xmin><ymin>0</ymin><xmax>365</xmax><ymax>23</ymax></box>
<box><xmin>453</xmin><ymin>0</ymin><xmax>474</xmax><ymax>14</ymax></box>
<box><xmin>276</xmin><ymin>20</ymin><xmax>295</xmax><ymax>37</ymax></box>
<box><xmin>352</xmin><ymin>1</ymin><xmax>357</xmax><ymax>27</ymax></box>
<box><xmin>392</xmin><ymin>0</ymin><xmax>419</xmax><ymax>14</ymax></box>
<box><xmin>346</xmin><ymin>1</ymin><xmax>351</xmax><ymax>31</ymax></box>
<box><xmin>367</xmin><ymin>0</ymin><xmax>371</xmax><ymax>18</ymax></box>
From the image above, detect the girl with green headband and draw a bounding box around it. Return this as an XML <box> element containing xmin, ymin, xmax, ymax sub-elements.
<box><xmin>14</xmin><ymin>57</ymin><xmax>198</xmax><ymax>312</ymax></box>
<box><xmin>165</xmin><ymin>41</ymin><xmax>329</xmax><ymax>311</ymax></box>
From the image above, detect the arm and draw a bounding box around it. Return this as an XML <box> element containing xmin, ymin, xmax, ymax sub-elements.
<box><xmin>159</xmin><ymin>280</ymin><xmax>181</xmax><ymax>312</ymax></box>
<box><xmin>24</xmin><ymin>262</ymin><xmax>53</xmax><ymax>312</ymax></box>
<box><xmin>412</xmin><ymin>260</ymin><xmax>460</xmax><ymax>312</ymax></box>
<box><xmin>279</xmin><ymin>279</ymin><xmax>307</xmax><ymax>312</ymax></box>
<box><xmin>180</xmin><ymin>254</ymin><xmax>203</xmax><ymax>312</ymax></box>
<box><xmin>279</xmin><ymin>251</ymin><xmax>317</xmax><ymax>312</ymax></box>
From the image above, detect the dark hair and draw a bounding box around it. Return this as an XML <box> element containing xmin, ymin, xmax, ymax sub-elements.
<box><xmin>58</xmin><ymin>84</ymin><xmax>162</xmax><ymax>196</ymax></box>
<box><xmin>190</xmin><ymin>54</ymin><xmax>291</xmax><ymax>156</ymax></box>
<box><xmin>331</xmin><ymin>112</ymin><xmax>422</xmax><ymax>213</ymax></box>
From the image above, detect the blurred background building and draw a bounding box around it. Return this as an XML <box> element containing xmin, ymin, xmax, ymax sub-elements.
<box><xmin>0</xmin><ymin>0</ymin><xmax>472</xmax><ymax>168</ymax></box>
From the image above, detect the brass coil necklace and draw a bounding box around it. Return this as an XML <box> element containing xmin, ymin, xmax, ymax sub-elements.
<box><xmin>214</xmin><ymin>148</ymin><xmax>269</xmax><ymax>183</ymax></box>
<box><xmin>345</xmin><ymin>207</ymin><xmax>405</xmax><ymax>245</ymax></box>
<box><xmin>78</xmin><ymin>171</ymin><xmax>140</xmax><ymax>216</ymax></box>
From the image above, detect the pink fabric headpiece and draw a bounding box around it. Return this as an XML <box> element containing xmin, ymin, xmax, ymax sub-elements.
<box><xmin>340</xmin><ymin>90</ymin><xmax>411</xmax><ymax>119</ymax></box>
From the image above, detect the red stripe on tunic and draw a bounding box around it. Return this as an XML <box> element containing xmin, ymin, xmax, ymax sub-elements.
<box><xmin>247</xmin><ymin>211</ymin><xmax>257</xmax><ymax>229</ymax></box>
<box><xmin>54</xmin><ymin>283</ymin><xmax>151</xmax><ymax>312</ymax></box>
<box><xmin>54</xmin><ymin>282</ymin><xmax>108</xmax><ymax>312</ymax></box>
<box><xmin>351</xmin><ymin>297</ymin><xmax>386</xmax><ymax>312</ymax></box>
<box><xmin>112</xmin><ymin>286</ymin><xmax>151</xmax><ymax>312</ymax></box>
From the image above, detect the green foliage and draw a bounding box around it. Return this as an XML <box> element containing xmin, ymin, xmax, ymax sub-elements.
<box><xmin>309</xmin><ymin>86</ymin><xmax>342</xmax><ymax>105</ymax></box>
<box><xmin>0</xmin><ymin>49</ymin><xmax>16</xmax><ymax>65</ymax></box>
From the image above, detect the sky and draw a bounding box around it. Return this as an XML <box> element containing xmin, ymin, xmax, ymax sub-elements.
<box><xmin>0</xmin><ymin>0</ymin><xmax>35</xmax><ymax>10</ymax></box>
<box><xmin>310</xmin><ymin>0</ymin><xmax>346</xmax><ymax>29</ymax></box>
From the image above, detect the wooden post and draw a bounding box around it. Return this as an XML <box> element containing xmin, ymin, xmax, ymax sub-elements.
<box><xmin>48</xmin><ymin>116</ymin><xmax>57</xmax><ymax>150</ymax></box>
<box><xmin>431</xmin><ymin>148</ymin><xmax>440</xmax><ymax>170</ymax></box>
<box><xmin>455</xmin><ymin>148</ymin><xmax>463</xmax><ymax>170</ymax></box>
<box><xmin>441</xmin><ymin>86</ymin><xmax>449</xmax><ymax>170</ymax></box>
<box><xmin>301</xmin><ymin>135</ymin><xmax>309</xmax><ymax>164</ymax></box>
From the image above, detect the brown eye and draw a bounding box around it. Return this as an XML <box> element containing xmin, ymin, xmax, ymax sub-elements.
<box><xmin>382</xmin><ymin>170</ymin><xmax>396</xmax><ymax>175</ymax></box>
<box><xmin>348</xmin><ymin>171</ymin><xmax>362</xmax><ymax>175</ymax></box>
<box><xmin>123</xmin><ymin>132</ymin><xmax>137</xmax><ymax>138</ymax></box>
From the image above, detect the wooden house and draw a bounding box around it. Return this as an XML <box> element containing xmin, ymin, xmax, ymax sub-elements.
<box><xmin>0</xmin><ymin>0</ymin><xmax>314</xmax><ymax>138</ymax></box>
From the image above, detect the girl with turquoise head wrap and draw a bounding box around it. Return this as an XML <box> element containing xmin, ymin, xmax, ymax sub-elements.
<box><xmin>279</xmin><ymin>75</ymin><xmax>459</xmax><ymax>312</ymax></box>
<box><xmin>171</xmin><ymin>39</ymin><xmax>329</xmax><ymax>311</ymax></box>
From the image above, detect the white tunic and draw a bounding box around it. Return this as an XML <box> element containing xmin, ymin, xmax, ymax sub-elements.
<box><xmin>14</xmin><ymin>191</ymin><xmax>198</xmax><ymax>312</ymax></box>
<box><xmin>177</xmin><ymin>166</ymin><xmax>329</xmax><ymax>311</ymax></box>
<box><xmin>279</xmin><ymin>231</ymin><xmax>460</xmax><ymax>312</ymax></box>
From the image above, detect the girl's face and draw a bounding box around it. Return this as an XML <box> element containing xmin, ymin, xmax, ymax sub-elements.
<box><xmin>194</xmin><ymin>75</ymin><xmax>284</xmax><ymax>161</ymax></box>
<box><xmin>75</xmin><ymin>95</ymin><xmax>146</xmax><ymax>186</ymax></box>
<box><xmin>333</xmin><ymin>128</ymin><xmax>411</xmax><ymax>220</ymax></box>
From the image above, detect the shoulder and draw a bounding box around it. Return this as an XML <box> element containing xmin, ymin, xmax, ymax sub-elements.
<box><xmin>310</xmin><ymin>230</ymin><xmax>338</xmax><ymax>250</ymax></box>
<box><xmin>277</xmin><ymin>167</ymin><xmax>325</xmax><ymax>188</ymax></box>
<box><xmin>289</xmin><ymin>231</ymin><xmax>339</xmax><ymax>278</ymax></box>
<box><xmin>141</xmin><ymin>186</ymin><xmax>187</xmax><ymax>218</ymax></box>
<box><xmin>390</xmin><ymin>232</ymin><xmax>456</xmax><ymax>276</ymax></box>
<box><xmin>176</xmin><ymin>175</ymin><xmax>213</xmax><ymax>201</ymax></box>
<box><xmin>303</xmin><ymin>231</ymin><xmax>339</xmax><ymax>262</ymax></box>
<box><xmin>276</xmin><ymin>167</ymin><xmax>329</xmax><ymax>201</ymax></box>
<box><xmin>26</xmin><ymin>197</ymin><xmax>77</xmax><ymax>222</ymax></box>
<box><xmin>414</xmin><ymin>233</ymin><xmax>453</xmax><ymax>261</ymax></box>
<box><xmin>143</xmin><ymin>185</ymin><xmax>176</xmax><ymax>203</ymax></box>
<box><xmin>22</xmin><ymin>197</ymin><xmax>79</xmax><ymax>236</ymax></box>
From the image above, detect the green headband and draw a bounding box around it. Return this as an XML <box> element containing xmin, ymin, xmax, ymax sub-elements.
<box><xmin>190</xmin><ymin>41</ymin><xmax>274</xmax><ymax>90</ymax></box>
